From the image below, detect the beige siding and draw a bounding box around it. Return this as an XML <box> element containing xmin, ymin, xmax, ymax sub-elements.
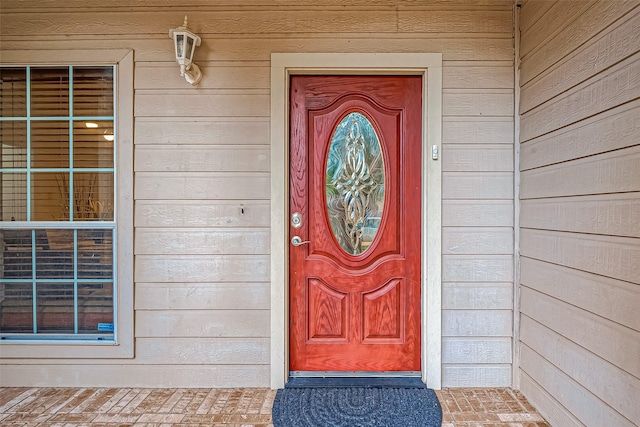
<box><xmin>0</xmin><ymin>0</ymin><xmax>515</xmax><ymax>388</ymax></box>
<box><xmin>519</xmin><ymin>2</ymin><xmax>640</xmax><ymax>426</ymax></box>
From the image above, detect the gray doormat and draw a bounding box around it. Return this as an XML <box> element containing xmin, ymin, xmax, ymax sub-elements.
<box><xmin>272</xmin><ymin>387</ymin><xmax>442</xmax><ymax>426</ymax></box>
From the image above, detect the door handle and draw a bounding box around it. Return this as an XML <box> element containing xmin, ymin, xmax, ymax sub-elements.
<box><xmin>291</xmin><ymin>236</ymin><xmax>310</xmax><ymax>246</ymax></box>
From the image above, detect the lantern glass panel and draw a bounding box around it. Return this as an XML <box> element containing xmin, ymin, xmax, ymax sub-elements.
<box><xmin>175</xmin><ymin>34</ymin><xmax>185</xmax><ymax>58</ymax></box>
<box><xmin>186</xmin><ymin>36</ymin><xmax>195</xmax><ymax>61</ymax></box>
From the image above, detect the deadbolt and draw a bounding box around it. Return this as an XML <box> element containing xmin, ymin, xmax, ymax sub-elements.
<box><xmin>291</xmin><ymin>212</ymin><xmax>303</xmax><ymax>228</ymax></box>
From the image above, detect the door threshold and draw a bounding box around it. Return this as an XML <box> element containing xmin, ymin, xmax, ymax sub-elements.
<box><xmin>286</xmin><ymin>372</ymin><xmax>426</xmax><ymax>388</ymax></box>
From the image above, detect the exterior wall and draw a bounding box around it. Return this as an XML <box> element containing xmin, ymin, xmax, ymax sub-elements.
<box><xmin>0</xmin><ymin>0</ymin><xmax>515</xmax><ymax>388</ymax></box>
<box><xmin>518</xmin><ymin>1</ymin><xmax>640</xmax><ymax>426</ymax></box>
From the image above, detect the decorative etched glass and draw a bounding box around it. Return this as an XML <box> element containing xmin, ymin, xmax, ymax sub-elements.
<box><xmin>326</xmin><ymin>112</ymin><xmax>385</xmax><ymax>255</ymax></box>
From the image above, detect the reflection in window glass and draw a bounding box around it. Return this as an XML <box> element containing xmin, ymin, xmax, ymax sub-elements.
<box><xmin>73</xmin><ymin>120</ymin><xmax>114</xmax><ymax>169</ymax></box>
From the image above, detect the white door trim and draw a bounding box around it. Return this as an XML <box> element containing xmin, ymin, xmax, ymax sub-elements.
<box><xmin>270</xmin><ymin>53</ymin><xmax>442</xmax><ymax>389</ymax></box>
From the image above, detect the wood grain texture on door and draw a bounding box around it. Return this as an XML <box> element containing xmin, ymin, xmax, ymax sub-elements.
<box><xmin>289</xmin><ymin>75</ymin><xmax>422</xmax><ymax>372</ymax></box>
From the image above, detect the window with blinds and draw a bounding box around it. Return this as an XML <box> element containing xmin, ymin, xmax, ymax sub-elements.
<box><xmin>0</xmin><ymin>66</ymin><xmax>116</xmax><ymax>340</ymax></box>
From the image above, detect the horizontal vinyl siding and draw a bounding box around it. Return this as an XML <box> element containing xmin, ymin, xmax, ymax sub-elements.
<box><xmin>519</xmin><ymin>1</ymin><xmax>640</xmax><ymax>426</ymax></box>
<box><xmin>0</xmin><ymin>0</ymin><xmax>515</xmax><ymax>388</ymax></box>
<box><xmin>441</xmin><ymin>51</ymin><xmax>514</xmax><ymax>387</ymax></box>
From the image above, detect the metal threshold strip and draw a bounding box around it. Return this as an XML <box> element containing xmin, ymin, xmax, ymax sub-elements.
<box><xmin>287</xmin><ymin>371</ymin><xmax>426</xmax><ymax>388</ymax></box>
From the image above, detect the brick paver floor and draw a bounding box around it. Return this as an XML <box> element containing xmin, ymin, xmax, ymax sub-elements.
<box><xmin>0</xmin><ymin>387</ymin><xmax>550</xmax><ymax>426</ymax></box>
<box><xmin>436</xmin><ymin>388</ymin><xmax>550</xmax><ymax>427</ymax></box>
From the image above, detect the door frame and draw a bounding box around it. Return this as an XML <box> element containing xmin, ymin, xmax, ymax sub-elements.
<box><xmin>270</xmin><ymin>53</ymin><xmax>442</xmax><ymax>389</ymax></box>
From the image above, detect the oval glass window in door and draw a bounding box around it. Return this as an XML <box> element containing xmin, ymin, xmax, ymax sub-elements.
<box><xmin>326</xmin><ymin>112</ymin><xmax>385</xmax><ymax>255</ymax></box>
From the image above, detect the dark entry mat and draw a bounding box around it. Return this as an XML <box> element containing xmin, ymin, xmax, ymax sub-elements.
<box><xmin>272</xmin><ymin>387</ymin><xmax>442</xmax><ymax>427</ymax></box>
<box><xmin>285</xmin><ymin>376</ymin><xmax>427</xmax><ymax>388</ymax></box>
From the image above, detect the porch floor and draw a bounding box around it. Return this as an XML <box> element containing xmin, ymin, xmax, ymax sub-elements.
<box><xmin>0</xmin><ymin>387</ymin><xmax>550</xmax><ymax>426</ymax></box>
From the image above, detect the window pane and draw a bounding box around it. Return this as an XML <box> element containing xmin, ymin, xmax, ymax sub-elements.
<box><xmin>73</xmin><ymin>67</ymin><xmax>114</xmax><ymax>117</ymax></box>
<box><xmin>78</xmin><ymin>282</ymin><xmax>113</xmax><ymax>334</ymax></box>
<box><xmin>1</xmin><ymin>121</ymin><xmax>27</xmax><ymax>168</ymax></box>
<box><xmin>0</xmin><ymin>67</ymin><xmax>27</xmax><ymax>117</ymax></box>
<box><xmin>31</xmin><ymin>68</ymin><xmax>69</xmax><ymax>117</ymax></box>
<box><xmin>1</xmin><ymin>172</ymin><xmax>28</xmax><ymax>221</ymax></box>
<box><xmin>0</xmin><ymin>282</ymin><xmax>33</xmax><ymax>333</ymax></box>
<box><xmin>78</xmin><ymin>229</ymin><xmax>113</xmax><ymax>279</ymax></box>
<box><xmin>31</xmin><ymin>120</ymin><xmax>70</xmax><ymax>168</ymax></box>
<box><xmin>37</xmin><ymin>282</ymin><xmax>74</xmax><ymax>334</ymax></box>
<box><xmin>1</xmin><ymin>229</ymin><xmax>33</xmax><ymax>279</ymax></box>
<box><xmin>37</xmin><ymin>231</ymin><xmax>73</xmax><ymax>278</ymax></box>
<box><xmin>31</xmin><ymin>174</ymin><xmax>114</xmax><ymax>222</ymax></box>
<box><xmin>32</xmin><ymin>172</ymin><xmax>67</xmax><ymax>221</ymax></box>
<box><xmin>73</xmin><ymin>173</ymin><xmax>114</xmax><ymax>221</ymax></box>
<box><xmin>73</xmin><ymin>120</ymin><xmax>114</xmax><ymax>169</ymax></box>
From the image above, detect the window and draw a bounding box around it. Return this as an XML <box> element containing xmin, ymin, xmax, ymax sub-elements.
<box><xmin>0</xmin><ymin>50</ymin><xmax>132</xmax><ymax>357</ymax></box>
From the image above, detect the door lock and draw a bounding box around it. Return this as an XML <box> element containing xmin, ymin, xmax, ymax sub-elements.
<box><xmin>291</xmin><ymin>236</ymin><xmax>310</xmax><ymax>246</ymax></box>
<box><xmin>291</xmin><ymin>212</ymin><xmax>303</xmax><ymax>228</ymax></box>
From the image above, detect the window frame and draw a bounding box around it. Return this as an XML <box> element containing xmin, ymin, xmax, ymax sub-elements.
<box><xmin>0</xmin><ymin>49</ymin><xmax>133</xmax><ymax>359</ymax></box>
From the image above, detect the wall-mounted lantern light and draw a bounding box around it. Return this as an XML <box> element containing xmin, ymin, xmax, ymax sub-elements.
<box><xmin>169</xmin><ymin>16</ymin><xmax>202</xmax><ymax>86</ymax></box>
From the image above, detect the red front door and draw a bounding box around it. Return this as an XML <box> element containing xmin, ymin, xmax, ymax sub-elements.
<box><xmin>289</xmin><ymin>75</ymin><xmax>422</xmax><ymax>373</ymax></box>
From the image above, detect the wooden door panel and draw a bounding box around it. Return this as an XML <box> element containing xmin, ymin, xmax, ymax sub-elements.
<box><xmin>362</xmin><ymin>278</ymin><xmax>403</xmax><ymax>342</ymax></box>
<box><xmin>290</xmin><ymin>75</ymin><xmax>422</xmax><ymax>372</ymax></box>
<box><xmin>307</xmin><ymin>278</ymin><xmax>348</xmax><ymax>342</ymax></box>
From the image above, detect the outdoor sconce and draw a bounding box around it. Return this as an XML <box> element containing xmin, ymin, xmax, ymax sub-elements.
<box><xmin>169</xmin><ymin>16</ymin><xmax>202</xmax><ymax>86</ymax></box>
